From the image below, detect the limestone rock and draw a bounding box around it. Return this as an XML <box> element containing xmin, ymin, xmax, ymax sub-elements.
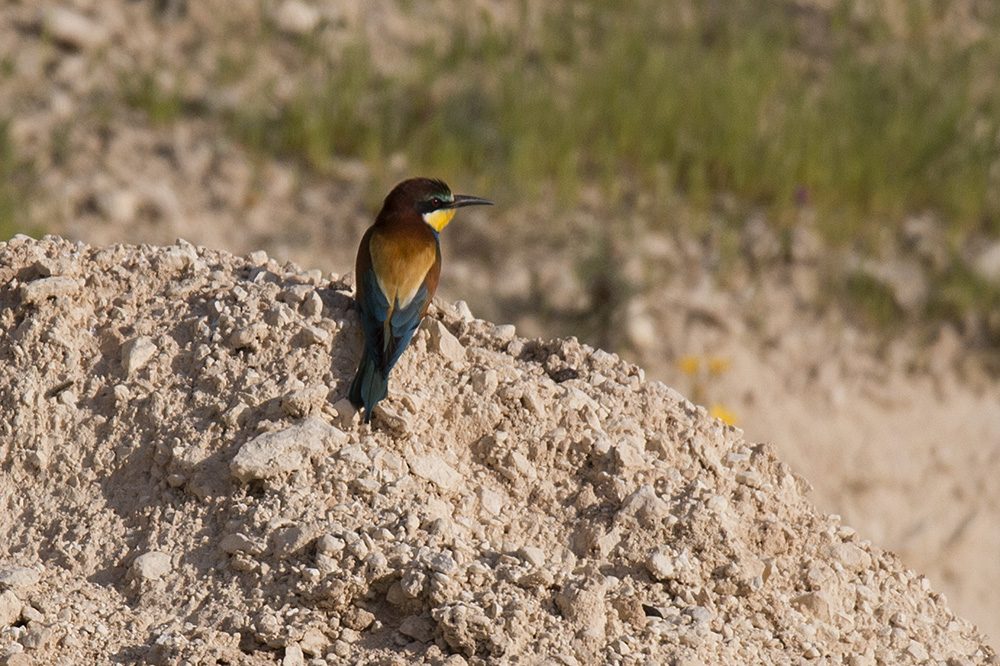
<box><xmin>132</xmin><ymin>551</ymin><xmax>172</xmax><ymax>581</ymax></box>
<box><xmin>231</xmin><ymin>417</ymin><xmax>347</xmax><ymax>481</ymax></box>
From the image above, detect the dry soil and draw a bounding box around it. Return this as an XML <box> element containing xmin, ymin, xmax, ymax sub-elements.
<box><xmin>0</xmin><ymin>236</ymin><xmax>994</xmax><ymax>666</ymax></box>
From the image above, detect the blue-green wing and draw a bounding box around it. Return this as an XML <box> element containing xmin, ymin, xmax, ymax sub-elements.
<box><xmin>359</xmin><ymin>266</ymin><xmax>429</xmax><ymax>376</ymax></box>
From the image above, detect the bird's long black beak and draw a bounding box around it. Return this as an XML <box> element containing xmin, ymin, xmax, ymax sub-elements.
<box><xmin>447</xmin><ymin>195</ymin><xmax>494</xmax><ymax>209</ymax></box>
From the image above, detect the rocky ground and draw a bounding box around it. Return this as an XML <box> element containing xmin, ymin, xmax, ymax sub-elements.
<box><xmin>3</xmin><ymin>0</ymin><xmax>1000</xmax><ymax>654</ymax></box>
<box><xmin>0</xmin><ymin>235</ymin><xmax>995</xmax><ymax>665</ymax></box>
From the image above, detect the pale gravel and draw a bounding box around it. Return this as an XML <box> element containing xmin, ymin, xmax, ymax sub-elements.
<box><xmin>0</xmin><ymin>236</ymin><xmax>994</xmax><ymax>665</ymax></box>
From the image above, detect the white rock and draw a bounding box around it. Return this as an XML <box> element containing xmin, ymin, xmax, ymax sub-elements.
<box><xmin>281</xmin><ymin>386</ymin><xmax>325</xmax><ymax>417</ymax></box>
<box><xmin>282</xmin><ymin>643</ymin><xmax>305</xmax><ymax>666</ymax></box>
<box><xmin>741</xmin><ymin>214</ymin><xmax>782</xmax><ymax>264</ymax></box>
<box><xmin>316</xmin><ymin>534</ymin><xmax>345</xmax><ymax>555</ymax></box>
<box><xmin>407</xmin><ymin>453</ymin><xmax>461</xmax><ymax>490</ymax></box>
<box><xmin>22</xmin><ymin>623</ymin><xmax>53</xmax><ymax>649</ymax></box>
<box><xmin>790</xmin><ymin>591</ymin><xmax>831</xmax><ymax>622</ymax></box>
<box><xmin>231</xmin><ymin>417</ymin><xmax>347</xmax><ymax>481</ymax></box>
<box><xmin>827</xmin><ymin>542</ymin><xmax>871</xmax><ymax>572</ymax></box>
<box><xmin>21</xmin><ymin>605</ymin><xmax>43</xmax><ymax>624</ymax></box>
<box><xmin>302</xmin><ymin>290</ymin><xmax>324</xmax><ymax>319</ymax></box>
<box><xmin>421</xmin><ymin>319</ymin><xmax>466</xmax><ymax>364</ymax></box>
<box><xmin>350</xmin><ymin>477</ymin><xmax>379</xmax><ymax>495</ymax></box>
<box><xmin>20</xmin><ymin>276</ymin><xmax>80</xmax><ymax>304</ymax></box>
<box><xmin>230</xmin><ymin>323</ymin><xmax>268</xmax><ymax>349</ymax></box>
<box><xmin>553</xmin><ymin>577</ymin><xmax>608</xmax><ymax>640</ymax></box>
<box><xmin>156</xmin><ymin>247</ymin><xmax>195</xmax><ymax>273</ymax></box>
<box><xmin>613</xmin><ymin>442</ymin><xmax>646</xmax><ymax>471</ymax></box>
<box><xmin>373</xmin><ymin>403</ymin><xmax>410</xmax><ymax>433</ymax></box>
<box><xmin>300</xmin><ymin>324</ymin><xmax>328</xmax><ymax>344</ymax></box>
<box><xmin>121</xmin><ymin>336</ymin><xmax>157</xmax><ymax>374</ymax></box>
<box><xmin>478</xmin><ymin>487</ymin><xmax>504</xmax><ymax>516</ymax></box>
<box><xmin>489</xmin><ymin>324</ymin><xmax>516</xmax><ymax>342</ymax></box>
<box><xmin>132</xmin><ymin>551</ymin><xmax>172</xmax><ymax>581</ymax></box>
<box><xmin>860</xmin><ymin>258</ymin><xmax>927</xmax><ymax>311</ymax></box>
<box><xmin>452</xmin><ymin>300</ymin><xmax>474</xmax><ymax>322</ymax></box>
<box><xmin>619</xmin><ymin>485</ymin><xmax>670</xmax><ymax>527</ymax></box>
<box><xmin>0</xmin><ymin>567</ymin><xmax>39</xmax><ymax>590</ymax></box>
<box><xmin>686</xmin><ymin>605</ymin><xmax>713</xmax><ymax>625</ymax></box>
<box><xmin>399</xmin><ymin>615</ymin><xmax>434</xmax><ymax>642</ymax></box>
<box><xmin>338</xmin><ymin>444</ymin><xmax>370</xmax><ymax>465</ymax></box>
<box><xmin>470</xmin><ymin>369</ymin><xmax>499</xmax><ymax>396</ymax></box>
<box><xmin>222</xmin><ymin>402</ymin><xmax>250</xmax><ymax>428</ymax></box>
<box><xmin>220</xmin><ymin>533</ymin><xmax>266</xmax><ymax>555</ymax></box>
<box><xmin>0</xmin><ymin>590</ymin><xmax>20</xmax><ymax>627</ymax></box>
<box><xmin>332</xmin><ymin>398</ymin><xmax>360</xmax><ymax>428</ymax></box>
<box><xmin>247</xmin><ymin>250</ymin><xmax>269</xmax><ymax>265</ymax></box>
<box><xmin>735</xmin><ymin>470</ymin><xmax>763</xmax><ymax>488</ymax></box>
<box><xmin>905</xmin><ymin>640</ymin><xmax>928</xmax><ymax>661</ymax></box>
<box><xmin>503</xmin><ymin>450</ymin><xmax>536</xmax><ymax>481</ymax></box>
<box><xmin>518</xmin><ymin>546</ymin><xmax>546</xmax><ymax>567</ymax></box>
<box><xmin>299</xmin><ymin>627</ymin><xmax>326</xmax><ymax>656</ymax></box>
<box><xmin>42</xmin><ymin>7</ymin><xmax>109</xmax><ymax>50</ymax></box>
<box><xmin>790</xmin><ymin>223</ymin><xmax>822</xmax><ymax>263</ymax></box>
<box><xmin>273</xmin><ymin>525</ymin><xmax>316</xmax><ymax>559</ymax></box>
<box><xmin>645</xmin><ymin>550</ymin><xmax>676</xmax><ymax>581</ymax></box>
<box><xmin>144</xmin><ymin>181</ymin><xmax>182</xmax><ymax>226</ymax></box>
<box><xmin>427</xmin><ymin>552</ymin><xmax>457</xmax><ymax>574</ymax></box>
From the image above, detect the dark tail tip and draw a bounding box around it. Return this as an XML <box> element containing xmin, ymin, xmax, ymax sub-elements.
<box><xmin>350</xmin><ymin>349</ymin><xmax>388</xmax><ymax>423</ymax></box>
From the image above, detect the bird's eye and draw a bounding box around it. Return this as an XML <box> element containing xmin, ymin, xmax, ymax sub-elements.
<box><xmin>431</xmin><ymin>198</ymin><xmax>442</xmax><ymax>209</ymax></box>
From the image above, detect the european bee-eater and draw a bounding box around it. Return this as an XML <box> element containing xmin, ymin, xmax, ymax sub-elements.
<box><xmin>349</xmin><ymin>177</ymin><xmax>493</xmax><ymax>422</ymax></box>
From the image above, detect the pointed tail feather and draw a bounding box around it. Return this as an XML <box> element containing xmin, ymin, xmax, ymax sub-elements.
<box><xmin>349</xmin><ymin>347</ymin><xmax>388</xmax><ymax>423</ymax></box>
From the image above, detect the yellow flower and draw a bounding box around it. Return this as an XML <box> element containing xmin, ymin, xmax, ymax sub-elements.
<box><xmin>707</xmin><ymin>356</ymin><xmax>731</xmax><ymax>376</ymax></box>
<box><xmin>709</xmin><ymin>403</ymin><xmax>738</xmax><ymax>426</ymax></box>
<box><xmin>678</xmin><ymin>355</ymin><xmax>700</xmax><ymax>376</ymax></box>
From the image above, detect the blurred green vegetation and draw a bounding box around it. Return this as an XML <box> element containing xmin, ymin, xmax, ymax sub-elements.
<box><xmin>121</xmin><ymin>72</ymin><xmax>186</xmax><ymax>127</ymax></box>
<box><xmin>0</xmin><ymin>120</ymin><xmax>35</xmax><ymax>242</ymax></box>
<box><xmin>929</xmin><ymin>261</ymin><xmax>1000</xmax><ymax>330</ymax></box>
<box><xmin>188</xmin><ymin>0</ymin><xmax>1000</xmax><ymax>244</ymax></box>
<box><xmin>840</xmin><ymin>270</ymin><xmax>905</xmax><ymax>330</ymax></box>
<box><xmin>116</xmin><ymin>0</ymin><xmax>1000</xmax><ymax>343</ymax></box>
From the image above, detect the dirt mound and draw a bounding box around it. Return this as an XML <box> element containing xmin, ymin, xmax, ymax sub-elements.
<box><xmin>0</xmin><ymin>235</ymin><xmax>993</xmax><ymax>665</ymax></box>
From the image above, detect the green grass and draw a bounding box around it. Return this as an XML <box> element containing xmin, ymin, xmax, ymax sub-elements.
<box><xmin>227</xmin><ymin>44</ymin><xmax>390</xmax><ymax>171</ymax></box>
<box><xmin>927</xmin><ymin>262</ymin><xmax>1000</xmax><ymax>342</ymax></box>
<box><xmin>840</xmin><ymin>270</ymin><xmax>905</xmax><ymax>330</ymax></box>
<box><xmin>178</xmin><ymin>0</ymin><xmax>1000</xmax><ymax>243</ymax></box>
<box><xmin>115</xmin><ymin>0</ymin><xmax>1000</xmax><ymax>339</ymax></box>
<box><xmin>0</xmin><ymin>120</ymin><xmax>36</xmax><ymax>241</ymax></box>
<box><xmin>121</xmin><ymin>71</ymin><xmax>186</xmax><ymax>126</ymax></box>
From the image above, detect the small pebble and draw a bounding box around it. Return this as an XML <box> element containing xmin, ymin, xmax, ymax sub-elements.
<box><xmin>121</xmin><ymin>336</ymin><xmax>157</xmax><ymax>374</ymax></box>
<box><xmin>132</xmin><ymin>551</ymin><xmax>172</xmax><ymax>581</ymax></box>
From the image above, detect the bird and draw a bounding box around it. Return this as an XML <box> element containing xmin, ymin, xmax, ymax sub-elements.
<box><xmin>349</xmin><ymin>177</ymin><xmax>493</xmax><ymax>423</ymax></box>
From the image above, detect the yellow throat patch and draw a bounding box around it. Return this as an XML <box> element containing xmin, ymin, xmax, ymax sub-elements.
<box><xmin>423</xmin><ymin>208</ymin><xmax>456</xmax><ymax>233</ymax></box>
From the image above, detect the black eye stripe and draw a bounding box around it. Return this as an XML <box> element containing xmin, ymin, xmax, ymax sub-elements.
<box><xmin>416</xmin><ymin>196</ymin><xmax>450</xmax><ymax>214</ymax></box>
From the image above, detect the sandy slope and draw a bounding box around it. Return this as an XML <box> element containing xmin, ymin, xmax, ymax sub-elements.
<box><xmin>4</xmin><ymin>0</ymin><xmax>1000</xmax><ymax>643</ymax></box>
<box><xmin>0</xmin><ymin>236</ymin><xmax>993</xmax><ymax>665</ymax></box>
